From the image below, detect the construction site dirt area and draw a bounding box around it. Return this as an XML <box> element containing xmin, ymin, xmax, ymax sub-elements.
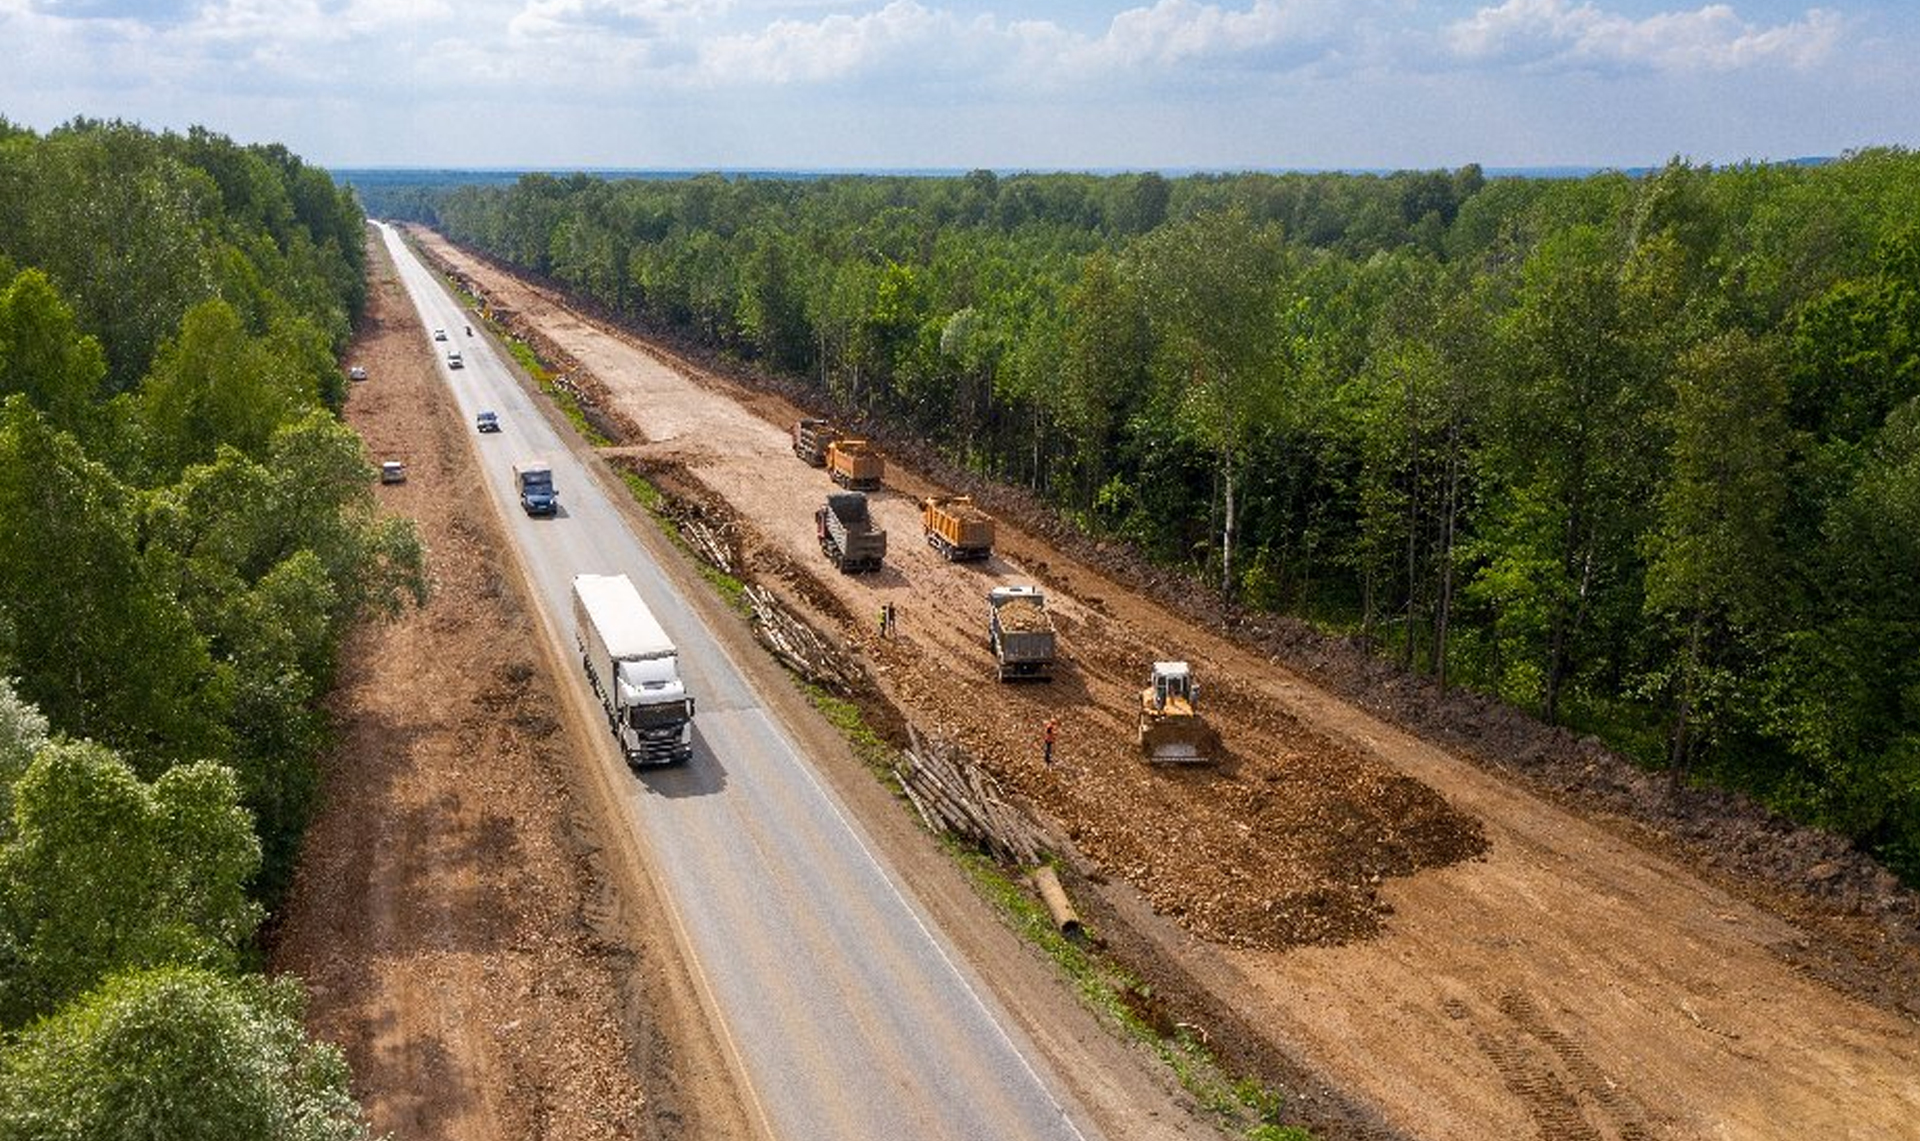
<box><xmin>268</xmin><ymin>234</ymin><xmax>752</xmax><ymax>1141</ymax></box>
<box><xmin>418</xmin><ymin>227</ymin><xmax>1920</xmax><ymax>1141</ymax></box>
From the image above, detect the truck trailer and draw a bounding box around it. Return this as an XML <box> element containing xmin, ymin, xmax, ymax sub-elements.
<box><xmin>921</xmin><ymin>495</ymin><xmax>994</xmax><ymax>561</ymax></box>
<box><xmin>988</xmin><ymin>585</ymin><xmax>1056</xmax><ymax>681</ymax></box>
<box><xmin>817</xmin><ymin>491</ymin><xmax>887</xmax><ymax>573</ymax></box>
<box><xmin>792</xmin><ymin>418</ymin><xmax>840</xmax><ymax>466</ymax></box>
<box><xmin>825</xmin><ymin>438</ymin><xmax>884</xmax><ymax>490</ymax></box>
<box><xmin>572</xmin><ymin>573</ymin><xmax>695</xmax><ymax>766</ymax></box>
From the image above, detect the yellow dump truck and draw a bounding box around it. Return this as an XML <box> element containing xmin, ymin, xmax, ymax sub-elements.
<box><xmin>921</xmin><ymin>495</ymin><xmax>994</xmax><ymax>561</ymax></box>
<box><xmin>826</xmin><ymin>438</ymin><xmax>883</xmax><ymax>490</ymax></box>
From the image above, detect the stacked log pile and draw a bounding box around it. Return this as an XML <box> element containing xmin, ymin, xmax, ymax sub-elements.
<box><xmin>896</xmin><ymin>726</ymin><xmax>1042</xmax><ymax>866</ymax></box>
<box><xmin>744</xmin><ymin>585</ymin><xmax>866</xmax><ymax>695</ymax></box>
<box><xmin>675</xmin><ymin>510</ymin><xmax>740</xmax><ymax>575</ymax></box>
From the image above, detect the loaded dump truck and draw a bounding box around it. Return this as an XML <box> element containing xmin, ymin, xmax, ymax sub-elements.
<box><xmin>988</xmin><ymin>585</ymin><xmax>1056</xmax><ymax>681</ymax></box>
<box><xmin>572</xmin><ymin>573</ymin><xmax>695</xmax><ymax>766</ymax></box>
<box><xmin>817</xmin><ymin>492</ymin><xmax>887</xmax><ymax>573</ymax></box>
<box><xmin>921</xmin><ymin>495</ymin><xmax>994</xmax><ymax>561</ymax></box>
<box><xmin>513</xmin><ymin>460</ymin><xmax>557</xmax><ymax>515</ymax></box>
<box><xmin>792</xmin><ymin>418</ymin><xmax>840</xmax><ymax>466</ymax></box>
<box><xmin>1138</xmin><ymin>661</ymin><xmax>1217</xmax><ymax>763</ymax></box>
<box><xmin>826</xmin><ymin>438</ymin><xmax>883</xmax><ymax>490</ymax></box>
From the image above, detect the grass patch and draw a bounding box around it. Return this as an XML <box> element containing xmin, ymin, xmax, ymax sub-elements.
<box><xmin>954</xmin><ymin>849</ymin><xmax>1314</xmax><ymax>1139</ymax></box>
<box><xmin>614</xmin><ymin>470</ymin><xmax>751</xmax><ymax>616</ymax></box>
<box><xmin>696</xmin><ymin>563</ymin><xmax>749</xmax><ymax>615</ymax></box>
<box><xmin>507</xmin><ymin>338</ymin><xmax>613</xmax><ymax>447</ymax></box>
<box><xmin>619</xmin><ymin>470</ymin><xmax>665</xmax><ymax>512</ymax></box>
<box><xmin>800</xmin><ymin>684</ymin><xmax>896</xmax><ymax>772</ymax></box>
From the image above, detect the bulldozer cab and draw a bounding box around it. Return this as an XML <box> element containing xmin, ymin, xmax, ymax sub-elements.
<box><xmin>1149</xmin><ymin>661</ymin><xmax>1195</xmax><ymax>710</ymax></box>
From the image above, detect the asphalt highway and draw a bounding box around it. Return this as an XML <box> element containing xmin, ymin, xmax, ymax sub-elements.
<box><xmin>377</xmin><ymin>223</ymin><xmax>1097</xmax><ymax>1141</ymax></box>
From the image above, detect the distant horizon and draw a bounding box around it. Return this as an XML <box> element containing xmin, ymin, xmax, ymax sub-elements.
<box><xmin>329</xmin><ymin>155</ymin><xmax>1842</xmax><ymax>183</ymax></box>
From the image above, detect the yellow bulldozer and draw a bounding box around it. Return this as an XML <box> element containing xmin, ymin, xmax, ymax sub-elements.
<box><xmin>1138</xmin><ymin>661</ymin><xmax>1218</xmax><ymax>764</ymax></box>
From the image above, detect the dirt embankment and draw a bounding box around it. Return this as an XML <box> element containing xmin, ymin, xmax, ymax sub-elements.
<box><xmin>268</xmin><ymin>232</ymin><xmax>751</xmax><ymax>1141</ymax></box>
<box><xmin>414</xmin><ymin>228</ymin><xmax>1920</xmax><ymax>1141</ymax></box>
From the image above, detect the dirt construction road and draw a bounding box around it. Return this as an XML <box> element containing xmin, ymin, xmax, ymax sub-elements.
<box><xmin>420</xmin><ymin>229</ymin><xmax>1920</xmax><ymax>1141</ymax></box>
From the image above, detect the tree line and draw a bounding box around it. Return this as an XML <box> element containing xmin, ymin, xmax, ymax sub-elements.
<box><xmin>362</xmin><ymin>155</ymin><xmax>1920</xmax><ymax>882</ymax></box>
<box><xmin>0</xmin><ymin>118</ymin><xmax>420</xmax><ymax>1136</ymax></box>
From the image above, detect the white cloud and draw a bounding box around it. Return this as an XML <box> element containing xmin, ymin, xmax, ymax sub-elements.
<box><xmin>1079</xmin><ymin>0</ymin><xmax>1356</xmax><ymax>70</ymax></box>
<box><xmin>698</xmin><ymin>0</ymin><xmax>1380</xmax><ymax>91</ymax></box>
<box><xmin>509</xmin><ymin>0</ymin><xmax>721</xmax><ymax>42</ymax></box>
<box><xmin>1445</xmin><ymin>0</ymin><xmax>1844</xmax><ymax>73</ymax></box>
<box><xmin>701</xmin><ymin>2</ymin><xmax>969</xmax><ymax>84</ymax></box>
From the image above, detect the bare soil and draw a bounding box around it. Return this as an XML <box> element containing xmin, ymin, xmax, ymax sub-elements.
<box><xmin>420</xmin><ymin>230</ymin><xmax>1920</xmax><ymax>1141</ymax></box>
<box><xmin>267</xmin><ymin>233</ymin><xmax>754</xmax><ymax>1141</ymax></box>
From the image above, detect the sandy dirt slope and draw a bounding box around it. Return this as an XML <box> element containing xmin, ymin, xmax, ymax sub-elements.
<box><xmin>419</xmin><ymin>230</ymin><xmax>1920</xmax><ymax>1141</ymax></box>
<box><xmin>268</xmin><ymin>233</ymin><xmax>754</xmax><ymax>1141</ymax></box>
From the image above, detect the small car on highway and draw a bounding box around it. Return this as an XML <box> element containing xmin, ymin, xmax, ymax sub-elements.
<box><xmin>476</xmin><ymin>410</ymin><xmax>500</xmax><ymax>433</ymax></box>
<box><xmin>433</xmin><ymin>328</ymin><xmax>447</xmax><ymax>341</ymax></box>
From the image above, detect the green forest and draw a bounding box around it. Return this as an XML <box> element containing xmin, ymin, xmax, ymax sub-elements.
<box><xmin>0</xmin><ymin>118</ymin><xmax>417</xmax><ymax>1136</ymax></box>
<box><xmin>359</xmin><ymin>154</ymin><xmax>1920</xmax><ymax>881</ymax></box>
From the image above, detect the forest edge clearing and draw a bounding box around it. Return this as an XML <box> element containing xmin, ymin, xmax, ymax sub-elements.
<box><xmin>376</xmin><ymin>224</ymin><xmax>1918</xmax><ymax>1141</ymax></box>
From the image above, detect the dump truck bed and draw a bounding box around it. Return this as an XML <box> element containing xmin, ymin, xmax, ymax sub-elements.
<box><xmin>826</xmin><ymin>439</ymin><xmax>884</xmax><ymax>490</ymax></box>
<box><xmin>922</xmin><ymin>495</ymin><xmax>994</xmax><ymax>560</ymax></box>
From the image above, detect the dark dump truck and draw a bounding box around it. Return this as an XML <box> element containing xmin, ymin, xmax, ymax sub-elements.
<box><xmin>816</xmin><ymin>491</ymin><xmax>887</xmax><ymax>573</ymax></box>
<box><xmin>792</xmin><ymin>418</ymin><xmax>840</xmax><ymax>466</ymax></box>
<box><xmin>988</xmin><ymin>585</ymin><xmax>1057</xmax><ymax>681</ymax></box>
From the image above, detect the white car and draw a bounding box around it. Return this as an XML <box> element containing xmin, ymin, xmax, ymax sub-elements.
<box><xmin>447</xmin><ymin>350</ymin><xmax>464</xmax><ymax>369</ymax></box>
<box><xmin>348</xmin><ymin>364</ymin><xmax>368</xmax><ymax>382</ymax></box>
<box><xmin>433</xmin><ymin>328</ymin><xmax>447</xmax><ymax>342</ymax></box>
<box><xmin>379</xmin><ymin>460</ymin><xmax>407</xmax><ymax>484</ymax></box>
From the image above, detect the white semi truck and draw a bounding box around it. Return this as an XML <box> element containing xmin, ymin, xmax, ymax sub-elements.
<box><xmin>572</xmin><ymin>573</ymin><xmax>695</xmax><ymax>766</ymax></box>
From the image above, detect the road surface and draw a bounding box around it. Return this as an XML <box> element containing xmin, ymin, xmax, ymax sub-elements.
<box><xmin>375</xmin><ymin>224</ymin><xmax>1097</xmax><ymax>1141</ymax></box>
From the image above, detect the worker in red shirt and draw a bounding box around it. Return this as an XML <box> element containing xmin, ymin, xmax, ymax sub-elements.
<box><xmin>1043</xmin><ymin>718</ymin><xmax>1058</xmax><ymax>766</ymax></box>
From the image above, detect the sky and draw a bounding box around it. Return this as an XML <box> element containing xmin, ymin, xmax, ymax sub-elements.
<box><xmin>1</xmin><ymin>0</ymin><xmax>1916</xmax><ymax>171</ymax></box>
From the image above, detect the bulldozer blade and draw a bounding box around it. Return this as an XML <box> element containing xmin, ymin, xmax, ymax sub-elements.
<box><xmin>1147</xmin><ymin>741</ymin><xmax>1209</xmax><ymax>764</ymax></box>
<box><xmin>1139</xmin><ymin>720</ymin><xmax>1216</xmax><ymax>764</ymax></box>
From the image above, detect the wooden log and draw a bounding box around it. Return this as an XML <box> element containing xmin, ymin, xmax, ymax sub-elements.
<box><xmin>1030</xmin><ymin>866</ymin><xmax>1083</xmax><ymax>940</ymax></box>
<box><xmin>895</xmin><ymin>767</ymin><xmax>939</xmax><ymax>833</ymax></box>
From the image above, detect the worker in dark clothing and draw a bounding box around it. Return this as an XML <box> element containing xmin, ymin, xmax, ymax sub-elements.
<box><xmin>1043</xmin><ymin>719</ymin><xmax>1058</xmax><ymax>765</ymax></box>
